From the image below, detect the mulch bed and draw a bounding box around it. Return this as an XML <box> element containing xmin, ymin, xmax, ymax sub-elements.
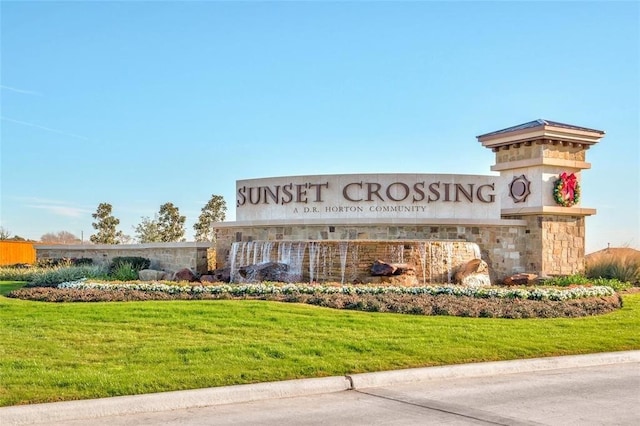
<box><xmin>8</xmin><ymin>287</ymin><xmax>623</xmax><ymax>319</ymax></box>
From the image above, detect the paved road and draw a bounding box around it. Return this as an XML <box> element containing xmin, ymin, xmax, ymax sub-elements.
<box><xmin>8</xmin><ymin>359</ymin><xmax>639</xmax><ymax>426</ymax></box>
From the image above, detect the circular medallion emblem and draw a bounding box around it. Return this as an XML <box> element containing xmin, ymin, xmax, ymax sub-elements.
<box><xmin>509</xmin><ymin>175</ymin><xmax>531</xmax><ymax>203</ymax></box>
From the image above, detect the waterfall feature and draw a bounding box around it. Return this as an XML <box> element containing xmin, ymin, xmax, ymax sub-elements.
<box><xmin>308</xmin><ymin>242</ymin><xmax>320</xmax><ymax>282</ymax></box>
<box><xmin>228</xmin><ymin>240</ymin><xmax>487</xmax><ymax>285</ymax></box>
<box><xmin>418</xmin><ymin>242</ymin><xmax>428</xmax><ymax>285</ymax></box>
<box><xmin>338</xmin><ymin>242</ymin><xmax>349</xmax><ymax>284</ymax></box>
<box><xmin>388</xmin><ymin>244</ymin><xmax>405</xmax><ymax>264</ymax></box>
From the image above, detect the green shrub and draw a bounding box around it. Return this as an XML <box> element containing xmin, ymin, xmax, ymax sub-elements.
<box><xmin>28</xmin><ymin>265</ymin><xmax>108</xmax><ymax>287</ymax></box>
<box><xmin>110</xmin><ymin>257</ymin><xmax>150</xmax><ymax>273</ymax></box>
<box><xmin>541</xmin><ymin>275</ymin><xmax>591</xmax><ymax>287</ymax></box>
<box><xmin>110</xmin><ymin>262</ymin><xmax>138</xmax><ymax>281</ymax></box>
<box><xmin>36</xmin><ymin>258</ymin><xmax>72</xmax><ymax>268</ymax></box>
<box><xmin>587</xmin><ymin>257</ymin><xmax>640</xmax><ymax>286</ymax></box>
<box><xmin>587</xmin><ymin>278</ymin><xmax>631</xmax><ymax>291</ymax></box>
<box><xmin>4</xmin><ymin>263</ymin><xmax>33</xmax><ymax>269</ymax></box>
<box><xmin>0</xmin><ymin>266</ymin><xmax>41</xmax><ymax>282</ymax></box>
<box><xmin>540</xmin><ymin>274</ymin><xmax>631</xmax><ymax>291</ymax></box>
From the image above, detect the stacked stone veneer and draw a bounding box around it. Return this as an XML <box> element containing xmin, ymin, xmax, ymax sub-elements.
<box><xmin>508</xmin><ymin>215</ymin><xmax>586</xmax><ymax>276</ymax></box>
<box><xmin>217</xmin><ymin>223</ymin><xmax>529</xmax><ymax>282</ymax></box>
<box><xmin>36</xmin><ymin>242</ymin><xmax>213</xmax><ymax>274</ymax></box>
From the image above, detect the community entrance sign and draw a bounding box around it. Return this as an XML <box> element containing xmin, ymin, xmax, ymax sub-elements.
<box><xmin>236</xmin><ymin>174</ymin><xmax>499</xmax><ymax>221</ymax></box>
<box><xmin>216</xmin><ymin>119</ymin><xmax>606</xmax><ymax>280</ymax></box>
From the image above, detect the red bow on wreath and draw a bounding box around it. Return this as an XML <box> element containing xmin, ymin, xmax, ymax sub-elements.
<box><xmin>560</xmin><ymin>172</ymin><xmax>577</xmax><ymax>202</ymax></box>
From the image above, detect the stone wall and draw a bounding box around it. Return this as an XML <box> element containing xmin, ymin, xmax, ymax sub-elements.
<box><xmin>36</xmin><ymin>242</ymin><xmax>214</xmax><ymax>274</ymax></box>
<box><xmin>216</xmin><ymin>223</ymin><xmax>529</xmax><ymax>282</ymax></box>
<box><xmin>503</xmin><ymin>215</ymin><xmax>586</xmax><ymax>276</ymax></box>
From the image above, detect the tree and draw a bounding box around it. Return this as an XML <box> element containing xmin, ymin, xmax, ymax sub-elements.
<box><xmin>134</xmin><ymin>202</ymin><xmax>186</xmax><ymax>243</ymax></box>
<box><xmin>0</xmin><ymin>226</ymin><xmax>11</xmax><ymax>240</ymax></box>
<box><xmin>193</xmin><ymin>194</ymin><xmax>227</xmax><ymax>242</ymax></box>
<box><xmin>40</xmin><ymin>231</ymin><xmax>81</xmax><ymax>244</ymax></box>
<box><xmin>116</xmin><ymin>233</ymin><xmax>133</xmax><ymax>244</ymax></box>
<box><xmin>90</xmin><ymin>203</ymin><xmax>123</xmax><ymax>244</ymax></box>
<box><xmin>157</xmin><ymin>202</ymin><xmax>186</xmax><ymax>242</ymax></box>
<box><xmin>134</xmin><ymin>216</ymin><xmax>161</xmax><ymax>243</ymax></box>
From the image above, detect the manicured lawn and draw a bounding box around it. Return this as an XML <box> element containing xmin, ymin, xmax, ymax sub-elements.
<box><xmin>1</xmin><ymin>281</ymin><xmax>639</xmax><ymax>406</ymax></box>
<box><xmin>0</xmin><ymin>281</ymin><xmax>27</xmax><ymax>296</ymax></box>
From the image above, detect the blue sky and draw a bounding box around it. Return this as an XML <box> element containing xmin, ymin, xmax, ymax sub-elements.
<box><xmin>1</xmin><ymin>1</ymin><xmax>638</xmax><ymax>253</ymax></box>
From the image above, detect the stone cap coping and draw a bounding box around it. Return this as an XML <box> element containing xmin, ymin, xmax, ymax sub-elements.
<box><xmin>214</xmin><ymin>218</ymin><xmax>528</xmax><ymax>228</ymax></box>
<box><xmin>35</xmin><ymin>242</ymin><xmax>214</xmax><ymax>250</ymax></box>
<box><xmin>501</xmin><ymin>206</ymin><xmax>596</xmax><ymax>217</ymax></box>
<box><xmin>477</xmin><ymin>119</ymin><xmax>605</xmax><ymax>149</ymax></box>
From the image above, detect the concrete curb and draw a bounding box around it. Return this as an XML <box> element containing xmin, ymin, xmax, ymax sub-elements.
<box><xmin>348</xmin><ymin>350</ymin><xmax>640</xmax><ymax>389</ymax></box>
<box><xmin>1</xmin><ymin>376</ymin><xmax>352</xmax><ymax>426</ymax></box>
<box><xmin>2</xmin><ymin>351</ymin><xmax>639</xmax><ymax>425</ymax></box>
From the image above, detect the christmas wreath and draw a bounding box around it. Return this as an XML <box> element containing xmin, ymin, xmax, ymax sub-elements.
<box><xmin>553</xmin><ymin>172</ymin><xmax>580</xmax><ymax>207</ymax></box>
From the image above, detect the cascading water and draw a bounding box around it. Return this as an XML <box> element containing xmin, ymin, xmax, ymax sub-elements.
<box><xmin>228</xmin><ymin>240</ymin><xmax>489</xmax><ymax>286</ymax></box>
<box><xmin>418</xmin><ymin>242</ymin><xmax>427</xmax><ymax>285</ymax></box>
<box><xmin>338</xmin><ymin>241</ymin><xmax>349</xmax><ymax>284</ymax></box>
<box><xmin>289</xmin><ymin>242</ymin><xmax>306</xmax><ymax>282</ymax></box>
<box><xmin>388</xmin><ymin>244</ymin><xmax>405</xmax><ymax>264</ymax></box>
<box><xmin>472</xmin><ymin>244</ymin><xmax>481</xmax><ymax>260</ymax></box>
<box><xmin>308</xmin><ymin>242</ymin><xmax>320</xmax><ymax>282</ymax></box>
<box><xmin>320</xmin><ymin>245</ymin><xmax>333</xmax><ymax>283</ymax></box>
<box><xmin>445</xmin><ymin>242</ymin><xmax>453</xmax><ymax>283</ymax></box>
<box><xmin>348</xmin><ymin>244</ymin><xmax>360</xmax><ymax>283</ymax></box>
<box><xmin>229</xmin><ymin>243</ymin><xmax>239</xmax><ymax>282</ymax></box>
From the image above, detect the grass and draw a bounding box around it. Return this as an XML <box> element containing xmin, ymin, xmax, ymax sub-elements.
<box><xmin>1</xmin><ymin>281</ymin><xmax>639</xmax><ymax>407</ymax></box>
<box><xmin>0</xmin><ymin>281</ymin><xmax>26</xmax><ymax>296</ymax></box>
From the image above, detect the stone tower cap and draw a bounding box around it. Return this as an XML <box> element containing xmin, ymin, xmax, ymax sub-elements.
<box><xmin>477</xmin><ymin>119</ymin><xmax>605</xmax><ymax>150</ymax></box>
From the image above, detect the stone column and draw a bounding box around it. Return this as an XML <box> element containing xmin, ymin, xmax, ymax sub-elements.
<box><xmin>477</xmin><ymin>119</ymin><xmax>605</xmax><ymax>277</ymax></box>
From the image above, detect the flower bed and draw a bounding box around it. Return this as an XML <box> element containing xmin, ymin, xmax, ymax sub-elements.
<box><xmin>7</xmin><ymin>280</ymin><xmax>622</xmax><ymax>318</ymax></box>
<box><xmin>52</xmin><ymin>280</ymin><xmax>615</xmax><ymax>300</ymax></box>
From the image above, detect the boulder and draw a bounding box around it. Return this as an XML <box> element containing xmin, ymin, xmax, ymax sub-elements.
<box><xmin>199</xmin><ymin>274</ymin><xmax>216</xmax><ymax>283</ymax></box>
<box><xmin>209</xmin><ymin>267</ymin><xmax>231</xmax><ymax>283</ymax></box>
<box><xmin>454</xmin><ymin>259</ymin><xmax>488</xmax><ymax>283</ymax></box>
<box><xmin>460</xmin><ymin>274</ymin><xmax>492</xmax><ymax>288</ymax></box>
<box><xmin>392</xmin><ymin>264</ymin><xmax>416</xmax><ymax>276</ymax></box>
<box><xmin>454</xmin><ymin>259</ymin><xmax>491</xmax><ymax>287</ymax></box>
<box><xmin>173</xmin><ymin>268</ymin><xmax>199</xmax><ymax>283</ymax></box>
<box><xmin>138</xmin><ymin>269</ymin><xmax>165</xmax><ymax>281</ymax></box>
<box><xmin>371</xmin><ymin>260</ymin><xmax>416</xmax><ymax>276</ymax></box>
<box><xmin>238</xmin><ymin>262</ymin><xmax>290</xmax><ymax>282</ymax></box>
<box><xmin>160</xmin><ymin>271</ymin><xmax>174</xmax><ymax>281</ymax></box>
<box><xmin>371</xmin><ymin>260</ymin><xmax>396</xmax><ymax>276</ymax></box>
<box><xmin>503</xmin><ymin>273</ymin><xmax>538</xmax><ymax>286</ymax></box>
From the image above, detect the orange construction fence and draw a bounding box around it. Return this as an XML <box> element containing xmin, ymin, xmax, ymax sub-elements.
<box><xmin>0</xmin><ymin>241</ymin><xmax>36</xmax><ymax>266</ymax></box>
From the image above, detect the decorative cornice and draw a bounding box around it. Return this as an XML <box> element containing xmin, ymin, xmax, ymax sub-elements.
<box><xmin>214</xmin><ymin>218</ymin><xmax>528</xmax><ymax>228</ymax></box>
<box><xmin>491</xmin><ymin>157</ymin><xmax>591</xmax><ymax>171</ymax></box>
<box><xmin>477</xmin><ymin>120</ymin><xmax>605</xmax><ymax>151</ymax></box>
